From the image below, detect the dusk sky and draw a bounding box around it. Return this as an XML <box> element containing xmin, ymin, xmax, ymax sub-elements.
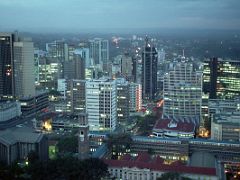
<box><xmin>0</xmin><ymin>0</ymin><xmax>240</xmax><ymax>32</ymax></box>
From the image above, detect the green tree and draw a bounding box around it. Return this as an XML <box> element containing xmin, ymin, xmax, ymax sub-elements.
<box><xmin>26</xmin><ymin>157</ymin><xmax>108</xmax><ymax>180</ymax></box>
<box><xmin>27</xmin><ymin>150</ymin><xmax>39</xmax><ymax>164</ymax></box>
<box><xmin>57</xmin><ymin>135</ymin><xmax>78</xmax><ymax>155</ymax></box>
<box><xmin>136</xmin><ymin>114</ymin><xmax>157</xmax><ymax>135</ymax></box>
<box><xmin>157</xmin><ymin>172</ymin><xmax>193</xmax><ymax>180</ymax></box>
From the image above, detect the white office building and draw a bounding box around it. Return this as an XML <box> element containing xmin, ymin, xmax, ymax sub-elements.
<box><xmin>163</xmin><ymin>62</ymin><xmax>202</xmax><ymax>124</ymax></box>
<box><xmin>86</xmin><ymin>78</ymin><xmax>117</xmax><ymax>131</ymax></box>
<box><xmin>89</xmin><ymin>38</ymin><xmax>109</xmax><ymax>66</ymax></box>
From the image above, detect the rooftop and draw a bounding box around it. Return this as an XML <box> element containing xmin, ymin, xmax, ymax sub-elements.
<box><xmin>0</xmin><ymin>126</ymin><xmax>44</xmax><ymax>145</ymax></box>
<box><xmin>104</xmin><ymin>153</ymin><xmax>216</xmax><ymax>176</ymax></box>
<box><xmin>153</xmin><ymin>119</ymin><xmax>195</xmax><ymax>133</ymax></box>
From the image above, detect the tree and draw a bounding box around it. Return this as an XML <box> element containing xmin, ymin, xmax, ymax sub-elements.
<box><xmin>27</xmin><ymin>150</ymin><xmax>39</xmax><ymax>164</ymax></box>
<box><xmin>57</xmin><ymin>135</ymin><xmax>78</xmax><ymax>155</ymax></box>
<box><xmin>157</xmin><ymin>172</ymin><xmax>181</xmax><ymax>180</ymax></box>
<box><xmin>26</xmin><ymin>157</ymin><xmax>108</xmax><ymax>180</ymax></box>
<box><xmin>136</xmin><ymin>114</ymin><xmax>157</xmax><ymax>135</ymax></box>
<box><xmin>157</xmin><ymin>172</ymin><xmax>193</xmax><ymax>180</ymax></box>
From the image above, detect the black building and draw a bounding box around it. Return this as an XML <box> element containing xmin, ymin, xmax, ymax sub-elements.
<box><xmin>203</xmin><ymin>58</ymin><xmax>240</xmax><ymax>99</ymax></box>
<box><xmin>0</xmin><ymin>33</ymin><xmax>15</xmax><ymax>98</ymax></box>
<box><xmin>142</xmin><ymin>37</ymin><xmax>158</xmax><ymax>100</ymax></box>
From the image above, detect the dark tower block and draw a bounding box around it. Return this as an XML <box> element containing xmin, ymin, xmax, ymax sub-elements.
<box><xmin>78</xmin><ymin>113</ymin><xmax>89</xmax><ymax>160</ymax></box>
<box><xmin>142</xmin><ymin>37</ymin><xmax>158</xmax><ymax>101</ymax></box>
<box><xmin>0</xmin><ymin>33</ymin><xmax>15</xmax><ymax>99</ymax></box>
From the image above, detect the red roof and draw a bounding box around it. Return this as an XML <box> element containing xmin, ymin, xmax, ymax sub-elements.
<box><xmin>120</xmin><ymin>154</ymin><xmax>132</xmax><ymax>161</ymax></box>
<box><xmin>153</xmin><ymin>119</ymin><xmax>195</xmax><ymax>133</ymax></box>
<box><xmin>171</xmin><ymin>160</ymin><xmax>185</xmax><ymax>166</ymax></box>
<box><xmin>135</xmin><ymin>152</ymin><xmax>151</xmax><ymax>162</ymax></box>
<box><xmin>152</xmin><ymin>156</ymin><xmax>164</xmax><ymax>164</ymax></box>
<box><xmin>104</xmin><ymin>158</ymin><xmax>216</xmax><ymax>176</ymax></box>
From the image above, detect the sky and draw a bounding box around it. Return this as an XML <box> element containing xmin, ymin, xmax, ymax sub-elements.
<box><xmin>0</xmin><ymin>0</ymin><xmax>240</xmax><ymax>33</ymax></box>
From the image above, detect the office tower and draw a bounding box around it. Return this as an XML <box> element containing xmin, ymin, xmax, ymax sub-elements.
<box><xmin>89</xmin><ymin>38</ymin><xmax>109</xmax><ymax>66</ymax></box>
<box><xmin>86</xmin><ymin>78</ymin><xmax>117</xmax><ymax>131</ymax></box>
<box><xmin>157</xmin><ymin>49</ymin><xmax>166</xmax><ymax>65</ymax></box>
<box><xmin>14</xmin><ymin>38</ymin><xmax>35</xmax><ymax>98</ymax></box>
<box><xmin>57</xmin><ymin>79</ymin><xmax>67</xmax><ymax>100</ymax></box>
<box><xmin>75</xmin><ymin>48</ymin><xmax>91</xmax><ymax>68</ymax></box>
<box><xmin>46</xmin><ymin>41</ymin><xmax>68</xmax><ymax>63</ymax></box>
<box><xmin>0</xmin><ymin>33</ymin><xmax>15</xmax><ymax>98</ymax></box>
<box><xmin>203</xmin><ymin>58</ymin><xmax>240</xmax><ymax>99</ymax></box>
<box><xmin>132</xmin><ymin>56</ymin><xmax>137</xmax><ymax>82</ymax></box>
<box><xmin>142</xmin><ymin>37</ymin><xmax>158</xmax><ymax>100</ymax></box>
<box><xmin>163</xmin><ymin>62</ymin><xmax>202</xmax><ymax>124</ymax></box>
<box><xmin>73</xmin><ymin>52</ymin><xmax>85</xmax><ymax>80</ymax></box>
<box><xmin>68</xmin><ymin>44</ymin><xmax>76</xmax><ymax>61</ymax></box>
<box><xmin>64</xmin><ymin>50</ymin><xmax>86</xmax><ymax>80</ymax></box>
<box><xmin>129</xmin><ymin>83</ymin><xmax>142</xmax><ymax>112</ymax></box>
<box><xmin>78</xmin><ymin>113</ymin><xmax>89</xmax><ymax>160</ymax></box>
<box><xmin>116</xmin><ymin>78</ymin><xmax>130</xmax><ymax>123</ymax></box>
<box><xmin>68</xmin><ymin>80</ymin><xmax>86</xmax><ymax>114</ymax></box>
<box><xmin>38</xmin><ymin>57</ymin><xmax>60</xmax><ymax>90</ymax></box>
<box><xmin>121</xmin><ymin>53</ymin><xmax>133</xmax><ymax>81</ymax></box>
<box><xmin>46</xmin><ymin>41</ymin><xmax>68</xmax><ymax>79</ymax></box>
<box><xmin>34</xmin><ymin>49</ymin><xmax>46</xmax><ymax>86</ymax></box>
<box><xmin>0</xmin><ymin>32</ymin><xmax>35</xmax><ymax>99</ymax></box>
<box><xmin>112</xmin><ymin>55</ymin><xmax>122</xmax><ymax>79</ymax></box>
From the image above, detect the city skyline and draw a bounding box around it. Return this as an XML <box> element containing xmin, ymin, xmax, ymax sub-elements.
<box><xmin>0</xmin><ymin>0</ymin><xmax>240</xmax><ymax>33</ymax></box>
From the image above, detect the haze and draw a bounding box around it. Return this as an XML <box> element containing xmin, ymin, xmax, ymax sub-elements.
<box><xmin>0</xmin><ymin>0</ymin><xmax>240</xmax><ymax>33</ymax></box>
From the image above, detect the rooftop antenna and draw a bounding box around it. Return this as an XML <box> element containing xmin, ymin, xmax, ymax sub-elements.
<box><xmin>182</xmin><ymin>49</ymin><xmax>185</xmax><ymax>59</ymax></box>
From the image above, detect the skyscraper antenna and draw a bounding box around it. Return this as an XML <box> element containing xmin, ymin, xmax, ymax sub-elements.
<box><xmin>182</xmin><ymin>49</ymin><xmax>185</xmax><ymax>59</ymax></box>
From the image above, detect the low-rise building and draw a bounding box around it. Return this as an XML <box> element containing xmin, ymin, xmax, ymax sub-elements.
<box><xmin>0</xmin><ymin>126</ymin><xmax>48</xmax><ymax>165</ymax></box>
<box><xmin>0</xmin><ymin>101</ymin><xmax>21</xmax><ymax>122</ymax></box>
<box><xmin>211</xmin><ymin>111</ymin><xmax>240</xmax><ymax>142</ymax></box>
<box><xmin>105</xmin><ymin>153</ymin><xmax>218</xmax><ymax>180</ymax></box>
<box><xmin>20</xmin><ymin>90</ymin><xmax>49</xmax><ymax>116</ymax></box>
<box><xmin>152</xmin><ymin>119</ymin><xmax>195</xmax><ymax>139</ymax></box>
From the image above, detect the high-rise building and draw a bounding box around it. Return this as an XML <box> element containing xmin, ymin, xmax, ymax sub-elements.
<box><xmin>75</xmin><ymin>48</ymin><xmax>91</xmax><ymax>68</ymax></box>
<box><xmin>46</xmin><ymin>41</ymin><xmax>68</xmax><ymax>79</ymax></box>
<box><xmin>121</xmin><ymin>53</ymin><xmax>133</xmax><ymax>81</ymax></box>
<box><xmin>57</xmin><ymin>79</ymin><xmax>67</xmax><ymax>100</ymax></box>
<box><xmin>163</xmin><ymin>62</ymin><xmax>202</xmax><ymax>125</ymax></box>
<box><xmin>86</xmin><ymin>78</ymin><xmax>117</xmax><ymax>131</ymax></box>
<box><xmin>73</xmin><ymin>52</ymin><xmax>85</xmax><ymax>80</ymax></box>
<box><xmin>157</xmin><ymin>49</ymin><xmax>166</xmax><ymax>65</ymax></box>
<box><xmin>89</xmin><ymin>38</ymin><xmax>109</xmax><ymax>66</ymax></box>
<box><xmin>0</xmin><ymin>33</ymin><xmax>15</xmax><ymax>98</ymax></box>
<box><xmin>14</xmin><ymin>38</ymin><xmax>35</xmax><ymax>98</ymax></box>
<box><xmin>34</xmin><ymin>49</ymin><xmax>46</xmax><ymax>86</ymax></box>
<box><xmin>203</xmin><ymin>58</ymin><xmax>240</xmax><ymax>99</ymax></box>
<box><xmin>0</xmin><ymin>32</ymin><xmax>35</xmax><ymax>99</ymax></box>
<box><xmin>116</xmin><ymin>78</ymin><xmax>130</xmax><ymax>123</ymax></box>
<box><xmin>68</xmin><ymin>80</ymin><xmax>86</xmax><ymax>114</ymax></box>
<box><xmin>129</xmin><ymin>83</ymin><xmax>142</xmax><ymax>112</ymax></box>
<box><xmin>142</xmin><ymin>38</ymin><xmax>158</xmax><ymax>100</ymax></box>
